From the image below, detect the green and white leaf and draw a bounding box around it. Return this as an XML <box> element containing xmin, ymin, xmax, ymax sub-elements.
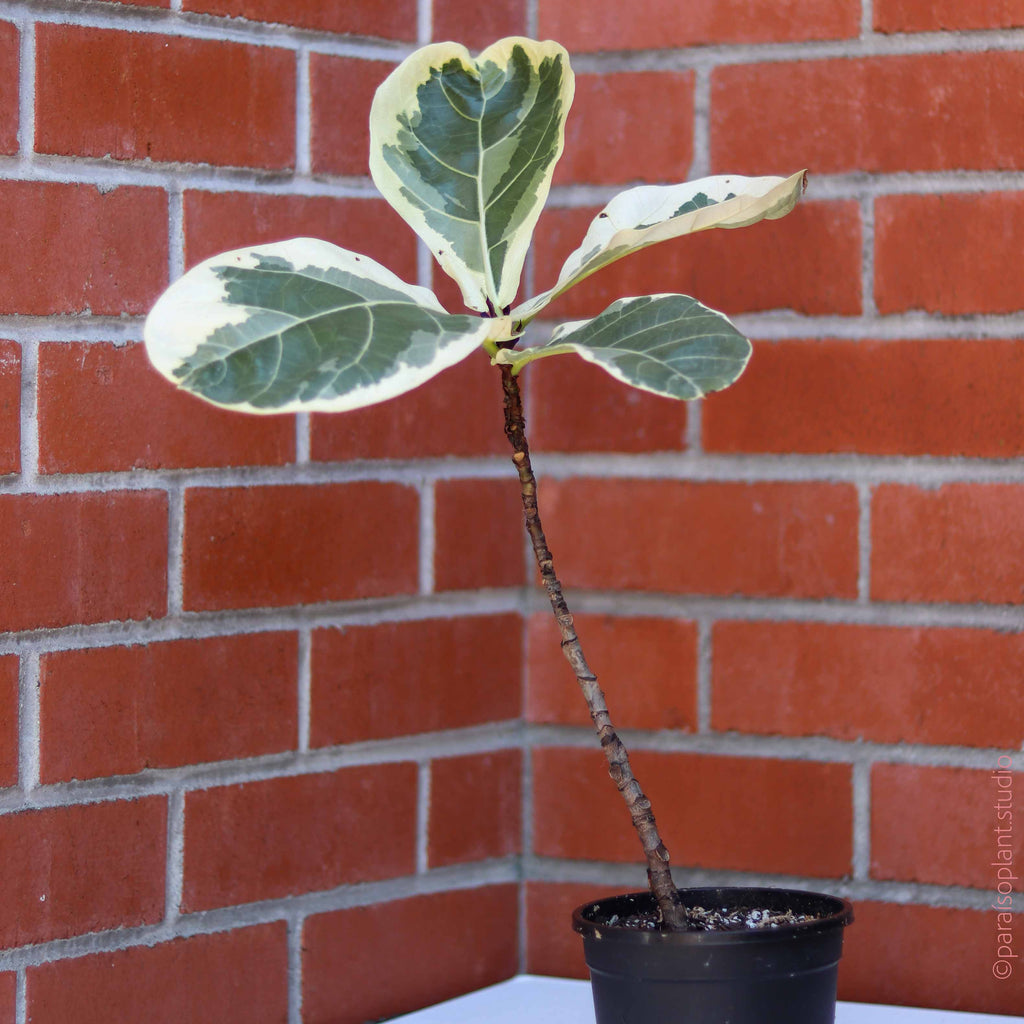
<box><xmin>512</xmin><ymin>171</ymin><xmax>805</xmax><ymax>324</ymax></box>
<box><xmin>501</xmin><ymin>294</ymin><xmax>751</xmax><ymax>401</ymax></box>
<box><xmin>144</xmin><ymin>238</ymin><xmax>494</xmax><ymax>415</ymax></box>
<box><xmin>370</xmin><ymin>37</ymin><xmax>574</xmax><ymax>314</ymax></box>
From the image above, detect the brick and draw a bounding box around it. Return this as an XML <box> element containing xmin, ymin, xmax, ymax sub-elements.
<box><xmin>428</xmin><ymin>750</ymin><xmax>522</xmax><ymax>868</ymax></box>
<box><xmin>525</xmin><ymin>881</ymin><xmax>623</xmax><ymax>979</ymax></box>
<box><xmin>0</xmin><ymin>798</ymin><xmax>165</xmax><ymax>947</ymax></box>
<box><xmin>0</xmin><ymin>22</ymin><xmax>17</xmax><ymax>155</ymax></box>
<box><xmin>27</xmin><ymin>924</ymin><xmax>289</xmax><ymax>1024</ymax></box>
<box><xmin>0</xmin><ymin>973</ymin><xmax>11</xmax><ymax>1024</ymax></box>
<box><xmin>554</xmin><ymin>72</ymin><xmax>694</xmax><ymax>186</ymax></box>
<box><xmin>712</xmin><ymin>53</ymin><xmax>1024</xmax><ymax>175</ymax></box>
<box><xmin>38</xmin><ymin>342</ymin><xmax>294</xmax><ymax>474</ymax></box>
<box><xmin>704</xmin><ymin>338</ymin><xmax>1024</xmax><ymax>457</ymax></box>
<box><xmin>839</xmin><ymin>902</ymin><xmax>1023</xmax><ymax>1016</ymax></box>
<box><xmin>182</xmin><ymin>0</ymin><xmax>416</xmax><ymax>39</ymax></box>
<box><xmin>311</xmin><ymin>350</ymin><xmax>507</xmax><ymax>461</ymax></box>
<box><xmin>434</xmin><ymin>478</ymin><xmax>526</xmax><ymax>591</ymax></box>
<box><xmin>39</xmin><ymin>633</ymin><xmax>298</xmax><ymax>783</ymax></box>
<box><xmin>713</xmin><ymin>621</ymin><xmax>1024</xmax><ymax>749</ymax></box>
<box><xmin>874</xmin><ymin>0</ymin><xmax>1024</xmax><ymax>32</ymax></box>
<box><xmin>533</xmin><ymin>201</ymin><xmax>861</xmax><ymax>319</ymax></box>
<box><xmin>183</xmin><ymin>483</ymin><xmax>418</xmax><ymax>611</ymax></box>
<box><xmin>182</xmin><ymin>763</ymin><xmax>417</xmax><ymax>910</ymax></box>
<box><xmin>533</xmin><ymin>747</ymin><xmax>852</xmax><ymax>877</ymax></box>
<box><xmin>527</xmin><ymin>354</ymin><xmax>687</xmax><ymax>454</ymax></box>
<box><xmin>875</xmin><ymin>193</ymin><xmax>1024</xmax><ymax>316</ymax></box>
<box><xmin>36</xmin><ymin>26</ymin><xmax>294</xmax><ymax>169</ymax></box>
<box><xmin>303</xmin><ymin>886</ymin><xmax>517</xmax><ymax>1024</ymax></box>
<box><xmin>0</xmin><ymin>341</ymin><xmax>18</xmax><ymax>475</ymax></box>
<box><xmin>183</xmin><ymin>191</ymin><xmax>417</xmax><ymax>284</ymax></box>
<box><xmin>431</xmin><ymin>260</ymin><xmax>483</xmax><ymax>313</ymax></box>
<box><xmin>0</xmin><ymin>492</ymin><xmax>167</xmax><ymax>632</ymax></box>
<box><xmin>310</xmin><ymin>615</ymin><xmax>521</xmax><ymax>747</ymax></box>
<box><xmin>0</xmin><ymin>181</ymin><xmax>167</xmax><ymax>316</ymax></box>
<box><xmin>539</xmin><ymin>479</ymin><xmax>859</xmax><ymax>599</ymax></box>
<box><xmin>871</xmin><ymin>764</ymin><xmax>1022</xmax><ymax>891</ymax></box>
<box><xmin>432</xmin><ymin>0</ymin><xmax>528</xmax><ymax>51</ymax></box>
<box><xmin>872</xmin><ymin>483</ymin><xmax>1024</xmax><ymax>604</ymax></box>
<box><xmin>310</xmin><ymin>56</ymin><xmax>395</xmax><ymax>177</ymax></box>
<box><xmin>0</xmin><ymin>655</ymin><xmax>17</xmax><ymax>788</ymax></box>
<box><xmin>527</xmin><ymin>613</ymin><xmax>698</xmax><ymax>731</ymax></box>
<box><xmin>537</xmin><ymin>0</ymin><xmax>858</xmax><ymax>50</ymax></box>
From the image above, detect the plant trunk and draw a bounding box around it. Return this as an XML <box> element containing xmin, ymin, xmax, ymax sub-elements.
<box><xmin>499</xmin><ymin>363</ymin><xmax>688</xmax><ymax>931</ymax></box>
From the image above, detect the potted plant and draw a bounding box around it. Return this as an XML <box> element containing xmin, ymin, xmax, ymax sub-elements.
<box><xmin>144</xmin><ymin>37</ymin><xmax>853</xmax><ymax>1024</ymax></box>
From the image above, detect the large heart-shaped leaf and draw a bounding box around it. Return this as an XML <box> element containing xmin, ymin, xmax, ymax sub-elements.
<box><xmin>370</xmin><ymin>37</ymin><xmax>574</xmax><ymax>314</ymax></box>
<box><xmin>144</xmin><ymin>238</ymin><xmax>494</xmax><ymax>414</ymax></box>
<box><xmin>500</xmin><ymin>293</ymin><xmax>751</xmax><ymax>400</ymax></box>
<box><xmin>512</xmin><ymin>171</ymin><xmax>805</xmax><ymax>324</ymax></box>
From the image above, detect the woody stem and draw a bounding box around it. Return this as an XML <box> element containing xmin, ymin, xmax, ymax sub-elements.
<box><xmin>499</xmin><ymin>363</ymin><xmax>688</xmax><ymax>930</ymax></box>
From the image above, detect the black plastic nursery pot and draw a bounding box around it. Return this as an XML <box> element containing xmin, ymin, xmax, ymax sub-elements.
<box><xmin>573</xmin><ymin>887</ymin><xmax>854</xmax><ymax>1024</ymax></box>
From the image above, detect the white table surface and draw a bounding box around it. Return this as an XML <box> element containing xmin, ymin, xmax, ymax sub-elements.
<box><xmin>390</xmin><ymin>975</ymin><xmax>1022</xmax><ymax>1023</ymax></box>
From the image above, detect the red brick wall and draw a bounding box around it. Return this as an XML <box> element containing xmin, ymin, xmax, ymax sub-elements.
<box><xmin>0</xmin><ymin>1</ymin><xmax>1020</xmax><ymax>1020</ymax></box>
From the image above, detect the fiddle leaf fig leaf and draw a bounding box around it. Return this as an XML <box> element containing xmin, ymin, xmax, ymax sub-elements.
<box><xmin>144</xmin><ymin>238</ymin><xmax>493</xmax><ymax>414</ymax></box>
<box><xmin>370</xmin><ymin>37</ymin><xmax>574</xmax><ymax>314</ymax></box>
<box><xmin>512</xmin><ymin>171</ymin><xmax>805</xmax><ymax>324</ymax></box>
<box><xmin>504</xmin><ymin>293</ymin><xmax>751</xmax><ymax>401</ymax></box>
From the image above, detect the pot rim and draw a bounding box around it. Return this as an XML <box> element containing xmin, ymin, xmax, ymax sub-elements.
<box><xmin>573</xmin><ymin>885</ymin><xmax>854</xmax><ymax>947</ymax></box>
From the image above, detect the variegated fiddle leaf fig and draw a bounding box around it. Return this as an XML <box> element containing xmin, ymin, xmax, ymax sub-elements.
<box><xmin>497</xmin><ymin>294</ymin><xmax>751</xmax><ymax>400</ymax></box>
<box><xmin>370</xmin><ymin>37</ymin><xmax>574</xmax><ymax>314</ymax></box>
<box><xmin>144</xmin><ymin>35</ymin><xmax>806</xmax><ymax>420</ymax></box>
<box><xmin>511</xmin><ymin>171</ymin><xmax>806</xmax><ymax>325</ymax></box>
<box><xmin>144</xmin><ymin>239</ymin><xmax>496</xmax><ymax>414</ymax></box>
